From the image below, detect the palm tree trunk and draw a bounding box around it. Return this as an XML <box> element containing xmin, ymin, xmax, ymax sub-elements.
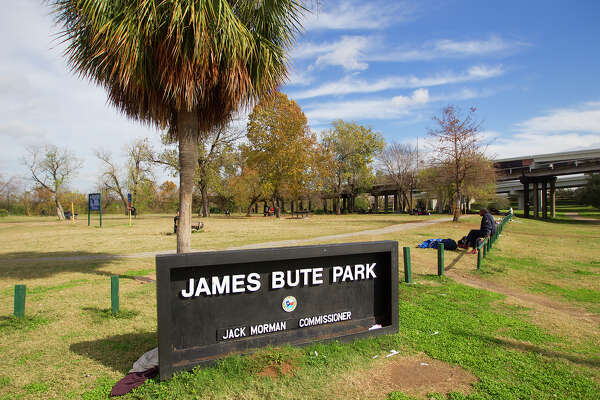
<box><xmin>177</xmin><ymin>111</ymin><xmax>199</xmax><ymax>253</ymax></box>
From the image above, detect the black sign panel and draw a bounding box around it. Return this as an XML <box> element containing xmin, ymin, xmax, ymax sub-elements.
<box><xmin>156</xmin><ymin>241</ymin><xmax>398</xmax><ymax>379</ymax></box>
<box><xmin>88</xmin><ymin>193</ymin><xmax>101</xmax><ymax>211</ymax></box>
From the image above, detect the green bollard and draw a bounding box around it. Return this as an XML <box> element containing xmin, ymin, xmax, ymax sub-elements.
<box><xmin>437</xmin><ymin>243</ymin><xmax>444</xmax><ymax>276</ymax></box>
<box><xmin>403</xmin><ymin>247</ymin><xmax>412</xmax><ymax>284</ymax></box>
<box><xmin>477</xmin><ymin>249</ymin><xmax>482</xmax><ymax>270</ymax></box>
<box><xmin>111</xmin><ymin>275</ymin><xmax>119</xmax><ymax>314</ymax></box>
<box><xmin>14</xmin><ymin>285</ymin><xmax>26</xmax><ymax>318</ymax></box>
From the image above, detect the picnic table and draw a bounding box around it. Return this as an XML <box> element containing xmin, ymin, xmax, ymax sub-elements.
<box><xmin>292</xmin><ymin>210</ymin><xmax>310</xmax><ymax>219</ymax></box>
<box><xmin>174</xmin><ymin>216</ymin><xmax>203</xmax><ymax>233</ymax></box>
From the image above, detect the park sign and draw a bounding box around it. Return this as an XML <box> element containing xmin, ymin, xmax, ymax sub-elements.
<box><xmin>87</xmin><ymin>193</ymin><xmax>102</xmax><ymax>227</ymax></box>
<box><xmin>88</xmin><ymin>193</ymin><xmax>101</xmax><ymax>211</ymax></box>
<box><xmin>156</xmin><ymin>241</ymin><xmax>398</xmax><ymax>379</ymax></box>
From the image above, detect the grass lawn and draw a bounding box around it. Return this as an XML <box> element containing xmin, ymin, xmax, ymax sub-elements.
<box><xmin>0</xmin><ymin>211</ymin><xmax>598</xmax><ymax>399</ymax></box>
<box><xmin>0</xmin><ymin>213</ymin><xmax>445</xmax><ymax>260</ymax></box>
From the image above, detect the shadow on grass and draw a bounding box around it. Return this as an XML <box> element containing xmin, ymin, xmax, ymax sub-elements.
<box><xmin>70</xmin><ymin>331</ymin><xmax>157</xmax><ymax>373</ymax></box>
<box><xmin>512</xmin><ymin>214</ymin><xmax>600</xmax><ymax>225</ymax></box>
<box><xmin>452</xmin><ymin>329</ymin><xmax>600</xmax><ymax>368</ymax></box>
<box><xmin>0</xmin><ymin>314</ymin><xmax>51</xmax><ymax>334</ymax></box>
<box><xmin>0</xmin><ymin>251</ymin><xmax>127</xmax><ymax>280</ymax></box>
<box><xmin>81</xmin><ymin>307</ymin><xmax>140</xmax><ymax>324</ymax></box>
<box><xmin>444</xmin><ymin>251</ymin><xmax>467</xmax><ymax>271</ymax></box>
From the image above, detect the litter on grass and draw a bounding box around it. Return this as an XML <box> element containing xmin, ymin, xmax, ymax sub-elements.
<box><xmin>385</xmin><ymin>350</ymin><xmax>399</xmax><ymax>358</ymax></box>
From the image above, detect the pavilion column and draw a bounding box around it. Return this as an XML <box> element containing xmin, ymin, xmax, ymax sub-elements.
<box><xmin>373</xmin><ymin>195</ymin><xmax>378</xmax><ymax>211</ymax></box>
<box><xmin>308</xmin><ymin>199</ymin><xmax>312</xmax><ymax>211</ymax></box>
<box><xmin>384</xmin><ymin>195</ymin><xmax>389</xmax><ymax>212</ymax></box>
<box><xmin>542</xmin><ymin>180</ymin><xmax>548</xmax><ymax>219</ymax></box>
<box><xmin>291</xmin><ymin>200</ymin><xmax>295</xmax><ymax>213</ymax></box>
<box><xmin>393</xmin><ymin>193</ymin><xmax>398</xmax><ymax>213</ymax></box>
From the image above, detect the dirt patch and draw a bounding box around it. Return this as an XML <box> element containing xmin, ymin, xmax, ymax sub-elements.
<box><xmin>257</xmin><ymin>361</ymin><xmax>295</xmax><ymax>378</ymax></box>
<box><xmin>133</xmin><ymin>275</ymin><xmax>155</xmax><ymax>283</ymax></box>
<box><xmin>330</xmin><ymin>354</ymin><xmax>477</xmax><ymax>399</ymax></box>
<box><xmin>446</xmin><ymin>269</ymin><xmax>600</xmax><ymax>325</ymax></box>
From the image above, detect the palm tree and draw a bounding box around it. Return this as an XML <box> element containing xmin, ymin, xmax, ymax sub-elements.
<box><xmin>50</xmin><ymin>0</ymin><xmax>306</xmax><ymax>252</ymax></box>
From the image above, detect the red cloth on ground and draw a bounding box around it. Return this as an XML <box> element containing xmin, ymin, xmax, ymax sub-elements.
<box><xmin>110</xmin><ymin>366</ymin><xmax>158</xmax><ymax>397</ymax></box>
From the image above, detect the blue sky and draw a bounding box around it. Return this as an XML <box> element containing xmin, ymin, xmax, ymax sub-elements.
<box><xmin>1</xmin><ymin>0</ymin><xmax>600</xmax><ymax>191</ymax></box>
<box><xmin>286</xmin><ymin>0</ymin><xmax>600</xmax><ymax>155</ymax></box>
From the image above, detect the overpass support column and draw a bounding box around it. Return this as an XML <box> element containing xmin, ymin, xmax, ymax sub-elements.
<box><xmin>533</xmin><ymin>182</ymin><xmax>539</xmax><ymax>218</ymax></box>
<box><xmin>522</xmin><ymin>179</ymin><xmax>530</xmax><ymax>218</ymax></box>
<box><xmin>542</xmin><ymin>180</ymin><xmax>548</xmax><ymax>219</ymax></box>
<box><xmin>550</xmin><ymin>178</ymin><xmax>556</xmax><ymax>218</ymax></box>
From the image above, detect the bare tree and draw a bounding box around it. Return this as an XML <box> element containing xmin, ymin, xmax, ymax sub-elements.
<box><xmin>95</xmin><ymin>149</ymin><xmax>129</xmax><ymax>214</ymax></box>
<box><xmin>0</xmin><ymin>175</ymin><xmax>20</xmax><ymax>213</ymax></box>
<box><xmin>378</xmin><ymin>143</ymin><xmax>418</xmax><ymax>212</ymax></box>
<box><xmin>23</xmin><ymin>145</ymin><xmax>82</xmax><ymax>220</ymax></box>
<box><xmin>428</xmin><ymin>106</ymin><xmax>488</xmax><ymax>221</ymax></box>
<box><xmin>126</xmin><ymin>138</ymin><xmax>154</xmax><ymax>211</ymax></box>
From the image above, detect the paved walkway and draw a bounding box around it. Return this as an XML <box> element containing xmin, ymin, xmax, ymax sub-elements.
<box><xmin>5</xmin><ymin>217</ymin><xmax>452</xmax><ymax>263</ymax></box>
<box><xmin>563</xmin><ymin>212</ymin><xmax>600</xmax><ymax>224</ymax></box>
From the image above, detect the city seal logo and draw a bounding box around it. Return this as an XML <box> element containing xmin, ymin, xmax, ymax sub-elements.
<box><xmin>282</xmin><ymin>296</ymin><xmax>297</xmax><ymax>312</ymax></box>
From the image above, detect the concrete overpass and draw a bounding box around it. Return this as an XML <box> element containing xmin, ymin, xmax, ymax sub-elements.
<box><xmin>494</xmin><ymin>148</ymin><xmax>600</xmax><ymax>218</ymax></box>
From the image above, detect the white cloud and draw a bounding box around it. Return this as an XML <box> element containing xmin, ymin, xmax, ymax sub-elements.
<box><xmin>515</xmin><ymin>102</ymin><xmax>600</xmax><ymax>134</ymax></box>
<box><xmin>484</xmin><ymin>102</ymin><xmax>600</xmax><ymax>159</ymax></box>
<box><xmin>314</xmin><ymin>36</ymin><xmax>370</xmax><ymax>71</ymax></box>
<box><xmin>302</xmin><ymin>1</ymin><xmax>416</xmax><ymax>31</ymax></box>
<box><xmin>304</xmin><ymin>88</ymin><xmax>430</xmax><ymax>124</ymax></box>
<box><xmin>486</xmin><ymin>132</ymin><xmax>600</xmax><ymax>159</ymax></box>
<box><xmin>292</xmin><ymin>36</ymin><xmax>372</xmax><ymax>71</ymax></box>
<box><xmin>286</xmin><ymin>68</ymin><xmax>315</xmax><ymax>86</ymax></box>
<box><xmin>291</xmin><ymin>65</ymin><xmax>503</xmax><ymax>99</ymax></box>
<box><xmin>369</xmin><ymin>35</ymin><xmax>527</xmax><ymax>62</ymax></box>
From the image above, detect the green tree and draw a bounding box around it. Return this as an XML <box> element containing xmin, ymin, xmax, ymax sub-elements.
<box><xmin>577</xmin><ymin>175</ymin><xmax>600</xmax><ymax>209</ymax></box>
<box><xmin>245</xmin><ymin>91</ymin><xmax>317</xmax><ymax>218</ymax></box>
<box><xmin>51</xmin><ymin>0</ymin><xmax>306</xmax><ymax>252</ymax></box>
<box><xmin>322</xmin><ymin>120</ymin><xmax>384</xmax><ymax>214</ymax></box>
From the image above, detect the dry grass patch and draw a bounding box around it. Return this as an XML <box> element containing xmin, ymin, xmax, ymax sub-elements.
<box><xmin>328</xmin><ymin>353</ymin><xmax>477</xmax><ymax>400</ymax></box>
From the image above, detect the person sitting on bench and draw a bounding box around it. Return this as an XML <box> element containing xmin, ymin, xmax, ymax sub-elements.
<box><xmin>459</xmin><ymin>208</ymin><xmax>496</xmax><ymax>254</ymax></box>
